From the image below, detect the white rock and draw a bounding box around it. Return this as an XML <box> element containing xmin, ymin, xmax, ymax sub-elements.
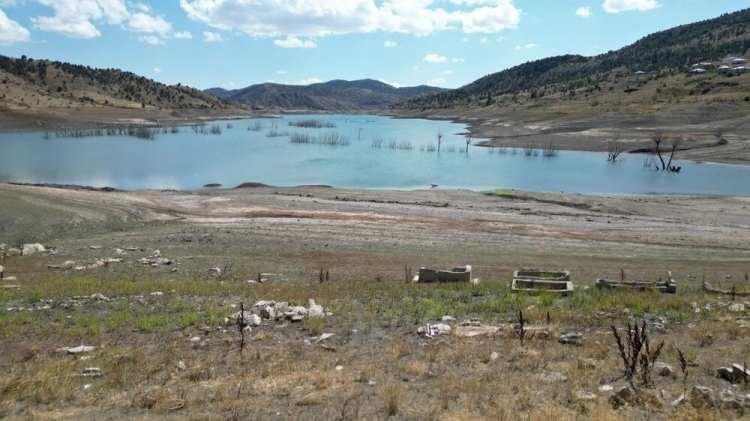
<box><xmin>150</xmin><ymin>291</ymin><xmax>164</xmax><ymax>297</ymax></box>
<box><xmin>307</xmin><ymin>299</ymin><xmax>325</xmax><ymax>318</ymax></box>
<box><xmin>177</xmin><ymin>360</ymin><xmax>187</xmax><ymax>370</ymax></box>
<box><xmin>22</xmin><ymin>243</ymin><xmax>46</xmax><ymax>256</ymax></box>
<box><xmin>316</xmin><ymin>333</ymin><xmax>335</xmax><ymax>343</ymax></box>
<box><xmin>441</xmin><ymin>315</ymin><xmax>457</xmax><ymax>322</ymax></box>
<box><xmin>417</xmin><ymin>323</ymin><xmax>452</xmax><ymax>338</ymax></box>
<box><xmin>490</xmin><ymin>351</ymin><xmax>499</xmax><ymax>361</ymax></box>
<box><xmin>335</xmin><ymin>365</ymin><xmax>343</xmax><ymax>371</ymax></box>
<box><xmin>81</xmin><ymin>367</ymin><xmax>103</xmax><ymax>378</ymax></box>
<box><xmin>598</xmin><ymin>384</ymin><xmax>614</xmax><ymax>392</ymax></box>
<box><xmin>729</xmin><ymin>303</ymin><xmax>745</xmax><ymax>312</ymax></box>
<box><xmin>59</xmin><ymin>345</ymin><xmax>96</xmax><ymax>354</ymax></box>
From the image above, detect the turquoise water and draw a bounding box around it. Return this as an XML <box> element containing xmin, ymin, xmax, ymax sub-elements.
<box><xmin>0</xmin><ymin>114</ymin><xmax>749</xmax><ymax>195</ymax></box>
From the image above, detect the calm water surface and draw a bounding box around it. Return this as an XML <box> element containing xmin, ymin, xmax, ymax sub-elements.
<box><xmin>1</xmin><ymin>114</ymin><xmax>749</xmax><ymax>195</ymax></box>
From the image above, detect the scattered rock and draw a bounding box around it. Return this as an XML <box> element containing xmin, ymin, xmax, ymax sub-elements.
<box><xmin>228</xmin><ymin>312</ymin><xmax>261</xmax><ymax>327</ymax></box>
<box><xmin>578</xmin><ymin>358</ymin><xmax>597</xmax><ymax>370</ymax></box>
<box><xmin>717</xmin><ymin>364</ymin><xmax>750</xmax><ymax>384</ymax></box>
<box><xmin>177</xmin><ymin>361</ymin><xmax>187</xmax><ymax>370</ymax></box>
<box><xmin>655</xmin><ymin>362</ymin><xmax>675</xmax><ymax>378</ymax></box>
<box><xmin>559</xmin><ymin>331</ymin><xmax>584</xmax><ymax>346</ymax></box>
<box><xmin>671</xmin><ymin>394</ymin><xmax>686</xmax><ymax>407</ymax></box>
<box><xmin>417</xmin><ymin>323</ymin><xmax>452</xmax><ymax>338</ymax></box>
<box><xmin>315</xmin><ymin>333</ymin><xmax>335</xmax><ymax>343</ymax></box>
<box><xmin>307</xmin><ymin>299</ymin><xmax>325</xmax><ymax>318</ymax></box>
<box><xmin>90</xmin><ymin>293</ymin><xmax>109</xmax><ymax>301</ymax></box>
<box><xmin>538</xmin><ymin>371</ymin><xmax>568</xmax><ymax>384</ymax></box>
<box><xmin>441</xmin><ymin>315</ymin><xmax>456</xmax><ymax>322</ymax></box>
<box><xmin>598</xmin><ymin>384</ymin><xmax>614</xmax><ymax>393</ymax></box>
<box><xmin>574</xmin><ymin>390</ymin><xmax>597</xmax><ymax>401</ymax></box>
<box><xmin>150</xmin><ymin>291</ymin><xmax>164</xmax><ymax>297</ymax></box>
<box><xmin>610</xmin><ymin>386</ymin><xmax>636</xmax><ymax>408</ymax></box>
<box><xmin>689</xmin><ymin>385</ymin><xmax>716</xmax><ymax>409</ymax></box>
<box><xmin>89</xmin><ymin>245</ymin><xmax>102</xmax><ymax>250</ymax></box>
<box><xmin>454</xmin><ymin>325</ymin><xmax>499</xmax><ymax>338</ymax></box>
<box><xmin>490</xmin><ymin>351</ymin><xmax>499</xmax><ymax>361</ymax></box>
<box><xmin>729</xmin><ymin>303</ymin><xmax>746</xmax><ymax>313</ymax></box>
<box><xmin>59</xmin><ymin>345</ymin><xmax>96</xmax><ymax>354</ymax></box>
<box><xmin>285</xmin><ymin>306</ymin><xmax>308</xmax><ymax>322</ymax></box>
<box><xmin>208</xmin><ymin>267</ymin><xmax>222</xmax><ymax>277</ymax></box>
<box><xmin>81</xmin><ymin>367</ymin><xmax>103</xmax><ymax>378</ymax></box>
<box><xmin>22</xmin><ymin>243</ymin><xmax>46</xmax><ymax>256</ymax></box>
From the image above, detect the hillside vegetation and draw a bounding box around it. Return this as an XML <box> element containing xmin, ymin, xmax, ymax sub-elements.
<box><xmin>397</xmin><ymin>8</ymin><xmax>750</xmax><ymax>110</ymax></box>
<box><xmin>209</xmin><ymin>79</ymin><xmax>445</xmax><ymax>111</ymax></box>
<box><xmin>0</xmin><ymin>55</ymin><xmax>227</xmax><ymax>112</ymax></box>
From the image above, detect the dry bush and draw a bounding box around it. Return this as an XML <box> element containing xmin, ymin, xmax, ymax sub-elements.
<box><xmin>381</xmin><ymin>383</ymin><xmax>403</xmax><ymax>416</ymax></box>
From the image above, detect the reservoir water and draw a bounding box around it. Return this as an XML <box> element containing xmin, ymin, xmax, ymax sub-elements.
<box><xmin>1</xmin><ymin>114</ymin><xmax>749</xmax><ymax>195</ymax></box>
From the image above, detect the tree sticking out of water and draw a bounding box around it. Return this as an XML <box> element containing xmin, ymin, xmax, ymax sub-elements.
<box><xmin>290</xmin><ymin>132</ymin><xmax>349</xmax><ymax>146</ymax></box>
<box><xmin>652</xmin><ymin>133</ymin><xmax>682</xmax><ymax>173</ymax></box>
<box><xmin>266</xmin><ymin>129</ymin><xmax>290</xmax><ymax>138</ymax></box>
<box><xmin>608</xmin><ymin>141</ymin><xmax>625</xmax><ymax>162</ymax></box>
<box><xmin>46</xmin><ymin>126</ymin><xmax>159</xmax><ymax>140</ymax></box>
<box><xmin>247</xmin><ymin>121</ymin><xmax>264</xmax><ymax>132</ymax></box>
<box><xmin>289</xmin><ymin>119</ymin><xmax>336</xmax><ymax>129</ymax></box>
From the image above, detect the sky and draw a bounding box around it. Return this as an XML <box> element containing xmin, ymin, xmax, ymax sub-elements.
<box><xmin>0</xmin><ymin>0</ymin><xmax>748</xmax><ymax>90</ymax></box>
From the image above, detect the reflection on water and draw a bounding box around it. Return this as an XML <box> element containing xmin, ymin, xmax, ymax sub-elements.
<box><xmin>0</xmin><ymin>114</ymin><xmax>749</xmax><ymax>196</ymax></box>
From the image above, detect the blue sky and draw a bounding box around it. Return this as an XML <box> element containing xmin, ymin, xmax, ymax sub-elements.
<box><xmin>0</xmin><ymin>1</ymin><xmax>748</xmax><ymax>90</ymax></box>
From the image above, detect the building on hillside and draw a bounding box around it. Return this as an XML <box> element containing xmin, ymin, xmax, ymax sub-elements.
<box><xmin>690</xmin><ymin>68</ymin><xmax>707</xmax><ymax>74</ymax></box>
<box><xmin>731</xmin><ymin>58</ymin><xmax>747</xmax><ymax>65</ymax></box>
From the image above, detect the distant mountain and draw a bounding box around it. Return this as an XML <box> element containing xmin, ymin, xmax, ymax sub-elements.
<box><xmin>207</xmin><ymin>79</ymin><xmax>445</xmax><ymax>111</ymax></box>
<box><xmin>0</xmin><ymin>55</ymin><xmax>227</xmax><ymax>111</ymax></box>
<box><xmin>397</xmin><ymin>8</ymin><xmax>750</xmax><ymax>109</ymax></box>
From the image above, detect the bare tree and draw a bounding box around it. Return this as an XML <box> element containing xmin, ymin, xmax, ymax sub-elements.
<box><xmin>666</xmin><ymin>138</ymin><xmax>682</xmax><ymax>173</ymax></box>
<box><xmin>652</xmin><ymin>132</ymin><xmax>667</xmax><ymax>170</ymax></box>
<box><xmin>607</xmin><ymin>141</ymin><xmax>624</xmax><ymax>162</ymax></box>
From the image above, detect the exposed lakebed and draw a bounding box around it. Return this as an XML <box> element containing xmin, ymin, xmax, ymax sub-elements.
<box><xmin>1</xmin><ymin>114</ymin><xmax>749</xmax><ymax>196</ymax></box>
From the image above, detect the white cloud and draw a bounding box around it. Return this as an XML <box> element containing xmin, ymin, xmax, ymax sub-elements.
<box><xmin>127</xmin><ymin>12</ymin><xmax>172</xmax><ymax>37</ymax></box>
<box><xmin>0</xmin><ymin>8</ymin><xmax>30</xmax><ymax>45</ymax></box>
<box><xmin>451</xmin><ymin>57</ymin><xmax>465</xmax><ymax>63</ymax></box>
<box><xmin>576</xmin><ymin>6</ymin><xmax>592</xmax><ymax>17</ymax></box>
<box><xmin>384</xmin><ymin>40</ymin><xmax>397</xmax><ymax>48</ymax></box>
<box><xmin>515</xmin><ymin>43</ymin><xmax>537</xmax><ymax>50</ymax></box>
<box><xmin>32</xmin><ymin>0</ymin><xmax>129</xmax><ymax>38</ymax></box>
<box><xmin>138</xmin><ymin>35</ymin><xmax>163</xmax><ymax>45</ymax></box>
<box><xmin>602</xmin><ymin>0</ymin><xmax>659</xmax><ymax>13</ymax></box>
<box><xmin>479</xmin><ymin>36</ymin><xmax>488</xmax><ymax>43</ymax></box>
<box><xmin>31</xmin><ymin>0</ymin><xmax>179</xmax><ymax>43</ymax></box>
<box><xmin>153</xmin><ymin>67</ymin><xmax>162</xmax><ymax>73</ymax></box>
<box><xmin>426</xmin><ymin>77</ymin><xmax>446</xmax><ymax>86</ymax></box>
<box><xmin>442</xmin><ymin>69</ymin><xmax>453</xmax><ymax>75</ymax></box>
<box><xmin>203</xmin><ymin>31</ymin><xmax>223</xmax><ymax>42</ymax></box>
<box><xmin>423</xmin><ymin>53</ymin><xmax>448</xmax><ymax>63</ymax></box>
<box><xmin>180</xmin><ymin>0</ymin><xmax>520</xmax><ymax>39</ymax></box>
<box><xmin>292</xmin><ymin>77</ymin><xmax>322</xmax><ymax>85</ymax></box>
<box><xmin>274</xmin><ymin>36</ymin><xmax>317</xmax><ymax>48</ymax></box>
<box><xmin>276</xmin><ymin>70</ymin><xmax>288</xmax><ymax>75</ymax></box>
<box><xmin>173</xmin><ymin>31</ymin><xmax>192</xmax><ymax>39</ymax></box>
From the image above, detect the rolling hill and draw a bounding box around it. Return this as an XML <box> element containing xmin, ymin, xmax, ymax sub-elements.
<box><xmin>207</xmin><ymin>79</ymin><xmax>445</xmax><ymax>111</ymax></box>
<box><xmin>0</xmin><ymin>55</ymin><xmax>227</xmax><ymax>112</ymax></box>
<box><xmin>396</xmin><ymin>8</ymin><xmax>750</xmax><ymax>110</ymax></box>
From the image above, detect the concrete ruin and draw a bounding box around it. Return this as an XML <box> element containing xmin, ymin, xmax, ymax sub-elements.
<box><xmin>596</xmin><ymin>278</ymin><xmax>677</xmax><ymax>294</ymax></box>
<box><xmin>413</xmin><ymin>265</ymin><xmax>479</xmax><ymax>285</ymax></box>
<box><xmin>512</xmin><ymin>270</ymin><xmax>574</xmax><ymax>296</ymax></box>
